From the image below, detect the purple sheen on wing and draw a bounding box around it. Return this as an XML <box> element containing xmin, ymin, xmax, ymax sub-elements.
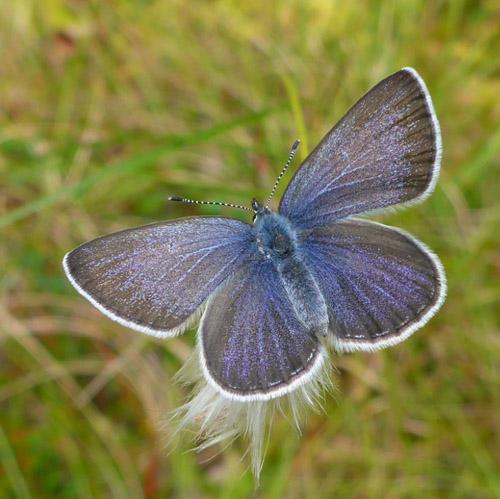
<box><xmin>65</xmin><ymin>217</ymin><xmax>256</xmax><ymax>334</ymax></box>
<box><xmin>301</xmin><ymin>219</ymin><xmax>443</xmax><ymax>345</ymax></box>
<box><xmin>201</xmin><ymin>259</ymin><xmax>319</xmax><ymax>396</ymax></box>
<box><xmin>279</xmin><ymin>69</ymin><xmax>439</xmax><ymax>229</ymax></box>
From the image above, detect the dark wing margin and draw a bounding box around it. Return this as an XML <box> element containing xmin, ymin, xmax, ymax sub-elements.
<box><xmin>279</xmin><ymin>67</ymin><xmax>442</xmax><ymax>229</ymax></box>
<box><xmin>301</xmin><ymin>219</ymin><xmax>446</xmax><ymax>352</ymax></box>
<box><xmin>199</xmin><ymin>260</ymin><xmax>326</xmax><ymax>401</ymax></box>
<box><xmin>63</xmin><ymin>217</ymin><xmax>255</xmax><ymax>338</ymax></box>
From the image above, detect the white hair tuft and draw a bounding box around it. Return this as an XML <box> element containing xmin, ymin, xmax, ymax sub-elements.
<box><xmin>171</xmin><ymin>344</ymin><xmax>333</xmax><ymax>480</ymax></box>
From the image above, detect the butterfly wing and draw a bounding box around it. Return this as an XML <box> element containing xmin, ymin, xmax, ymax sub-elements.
<box><xmin>63</xmin><ymin>217</ymin><xmax>256</xmax><ymax>338</ymax></box>
<box><xmin>199</xmin><ymin>259</ymin><xmax>325</xmax><ymax>400</ymax></box>
<box><xmin>279</xmin><ymin>68</ymin><xmax>441</xmax><ymax>229</ymax></box>
<box><xmin>301</xmin><ymin>219</ymin><xmax>446</xmax><ymax>352</ymax></box>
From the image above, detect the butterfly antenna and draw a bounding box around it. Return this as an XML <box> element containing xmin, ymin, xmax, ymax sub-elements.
<box><xmin>168</xmin><ymin>196</ymin><xmax>253</xmax><ymax>212</ymax></box>
<box><xmin>265</xmin><ymin>139</ymin><xmax>300</xmax><ymax>208</ymax></box>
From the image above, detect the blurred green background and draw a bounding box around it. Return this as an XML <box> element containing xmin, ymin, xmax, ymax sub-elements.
<box><xmin>1</xmin><ymin>0</ymin><xmax>500</xmax><ymax>497</ymax></box>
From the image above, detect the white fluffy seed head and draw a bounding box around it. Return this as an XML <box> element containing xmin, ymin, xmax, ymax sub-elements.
<box><xmin>170</xmin><ymin>344</ymin><xmax>333</xmax><ymax>481</ymax></box>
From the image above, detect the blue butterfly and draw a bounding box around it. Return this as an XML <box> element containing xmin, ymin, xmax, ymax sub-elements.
<box><xmin>64</xmin><ymin>67</ymin><xmax>446</xmax><ymax>472</ymax></box>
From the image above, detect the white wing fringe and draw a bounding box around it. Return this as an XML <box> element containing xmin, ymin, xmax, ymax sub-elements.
<box><xmin>172</xmin><ymin>345</ymin><xmax>333</xmax><ymax>481</ymax></box>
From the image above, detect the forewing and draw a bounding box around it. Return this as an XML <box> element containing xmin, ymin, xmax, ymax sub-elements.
<box><xmin>63</xmin><ymin>217</ymin><xmax>256</xmax><ymax>337</ymax></box>
<box><xmin>279</xmin><ymin>68</ymin><xmax>441</xmax><ymax>228</ymax></box>
<box><xmin>302</xmin><ymin>219</ymin><xmax>446</xmax><ymax>351</ymax></box>
<box><xmin>200</xmin><ymin>259</ymin><xmax>324</xmax><ymax>400</ymax></box>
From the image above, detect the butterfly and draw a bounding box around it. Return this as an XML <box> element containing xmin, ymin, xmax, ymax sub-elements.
<box><xmin>63</xmin><ymin>67</ymin><xmax>446</xmax><ymax>477</ymax></box>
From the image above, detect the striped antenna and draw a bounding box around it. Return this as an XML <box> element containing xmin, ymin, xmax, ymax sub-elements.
<box><xmin>168</xmin><ymin>196</ymin><xmax>253</xmax><ymax>212</ymax></box>
<box><xmin>265</xmin><ymin>139</ymin><xmax>300</xmax><ymax>208</ymax></box>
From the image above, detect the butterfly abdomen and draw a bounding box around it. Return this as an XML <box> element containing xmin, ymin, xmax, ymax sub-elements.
<box><xmin>277</xmin><ymin>255</ymin><xmax>329</xmax><ymax>337</ymax></box>
<box><xmin>253</xmin><ymin>210</ymin><xmax>329</xmax><ymax>337</ymax></box>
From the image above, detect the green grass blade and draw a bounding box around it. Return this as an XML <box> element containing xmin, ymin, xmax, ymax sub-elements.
<box><xmin>279</xmin><ymin>73</ymin><xmax>309</xmax><ymax>159</ymax></box>
<box><xmin>0</xmin><ymin>423</ymin><xmax>31</xmax><ymax>499</ymax></box>
<box><xmin>0</xmin><ymin>106</ymin><xmax>284</xmax><ymax>230</ymax></box>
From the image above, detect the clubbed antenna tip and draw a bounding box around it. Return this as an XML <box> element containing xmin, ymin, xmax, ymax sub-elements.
<box><xmin>265</xmin><ymin>139</ymin><xmax>300</xmax><ymax>208</ymax></box>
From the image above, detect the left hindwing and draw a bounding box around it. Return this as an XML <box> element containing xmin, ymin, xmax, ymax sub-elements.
<box><xmin>200</xmin><ymin>259</ymin><xmax>325</xmax><ymax>400</ymax></box>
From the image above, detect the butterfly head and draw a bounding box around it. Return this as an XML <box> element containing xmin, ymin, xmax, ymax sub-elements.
<box><xmin>252</xmin><ymin>201</ymin><xmax>296</xmax><ymax>260</ymax></box>
<box><xmin>251</xmin><ymin>198</ymin><xmax>271</xmax><ymax>222</ymax></box>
